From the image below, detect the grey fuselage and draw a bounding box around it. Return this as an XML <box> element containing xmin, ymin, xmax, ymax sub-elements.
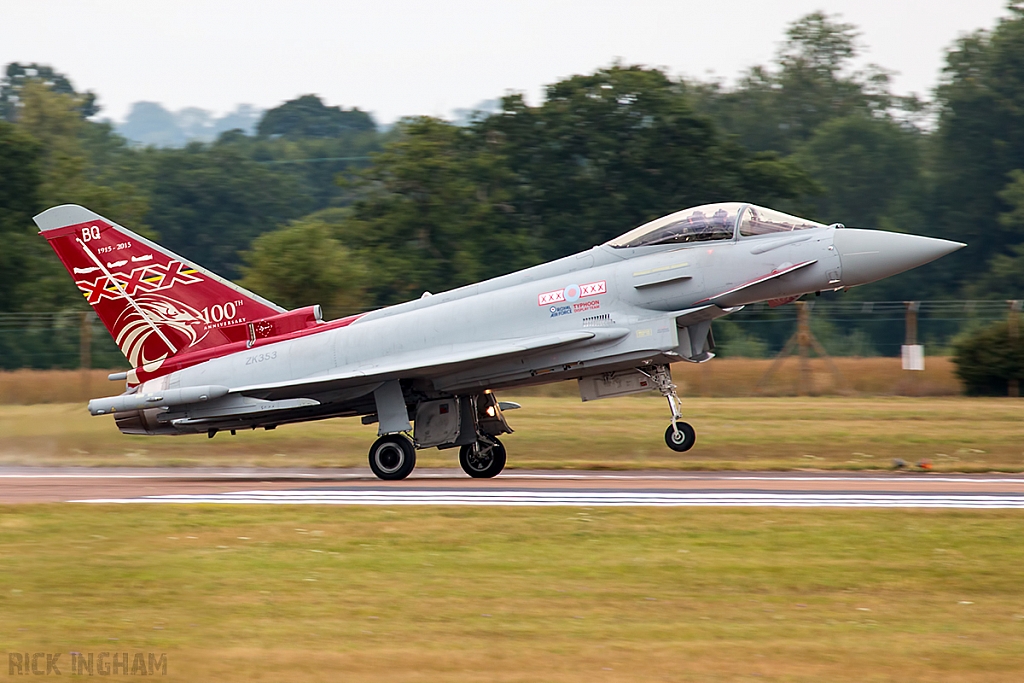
<box><xmin>133</xmin><ymin>225</ymin><xmax>827</xmax><ymax>431</ymax></box>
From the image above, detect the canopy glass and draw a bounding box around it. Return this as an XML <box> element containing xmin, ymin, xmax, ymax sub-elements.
<box><xmin>738</xmin><ymin>205</ymin><xmax>827</xmax><ymax>236</ymax></box>
<box><xmin>606</xmin><ymin>203</ymin><xmax>828</xmax><ymax>248</ymax></box>
<box><xmin>606</xmin><ymin>203</ymin><xmax>744</xmax><ymax>248</ymax></box>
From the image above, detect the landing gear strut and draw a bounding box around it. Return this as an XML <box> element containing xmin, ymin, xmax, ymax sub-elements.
<box><xmin>643</xmin><ymin>364</ymin><xmax>696</xmax><ymax>452</ymax></box>
<box><xmin>459</xmin><ymin>437</ymin><xmax>507</xmax><ymax>478</ymax></box>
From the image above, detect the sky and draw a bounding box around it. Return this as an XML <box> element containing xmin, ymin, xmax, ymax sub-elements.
<box><xmin>0</xmin><ymin>0</ymin><xmax>1013</xmax><ymax>124</ymax></box>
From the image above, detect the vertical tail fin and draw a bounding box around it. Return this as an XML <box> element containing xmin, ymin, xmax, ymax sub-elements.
<box><xmin>35</xmin><ymin>205</ymin><xmax>285</xmax><ymax>370</ymax></box>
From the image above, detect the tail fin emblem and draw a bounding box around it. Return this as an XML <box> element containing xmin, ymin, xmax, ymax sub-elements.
<box><xmin>76</xmin><ymin>259</ymin><xmax>202</xmax><ymax>303</ymax></box>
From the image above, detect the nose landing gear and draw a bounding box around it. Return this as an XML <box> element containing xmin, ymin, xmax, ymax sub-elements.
<box><xmin>459</xmin><ymin>437</ymin><xmax>507</xmax><ymax>478</ymax></box>
<box><xmin>641</xmin><ymin>364</ymin><xmax>696</xmax><ymax>452</ymax></box>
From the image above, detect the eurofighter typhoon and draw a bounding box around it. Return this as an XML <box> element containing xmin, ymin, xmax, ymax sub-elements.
<box><xmin>36</xmin><ymin>203</ymin><xmax>964</xmax><ymax>479</ymax></box>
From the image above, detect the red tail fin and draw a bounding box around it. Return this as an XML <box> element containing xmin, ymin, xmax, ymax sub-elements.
<box><xmin>35</xmin><ymin>205</ymin><xmax>284</xmax><ymax>370</ymax></box>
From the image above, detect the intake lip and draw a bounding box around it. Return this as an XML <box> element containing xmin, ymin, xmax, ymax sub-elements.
<box><xmin>833</xmin><ymin>229</ymin><xmax>965</xmax><ymax>287</ymax></box>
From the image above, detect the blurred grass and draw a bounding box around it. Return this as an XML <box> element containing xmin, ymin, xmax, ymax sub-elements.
<box><xmin>0</xmin><ymin>368</ymin><xmax>116</xmax><ymax>405</ymax></box>
<box><xmin>1</xmin><ymin>505</ymin><xmax>1023</xmax><ymax>682</ymax></box>
<box><xmin>671</xmin><ymin>355</ymin><xmax>962</xmax><ymax>397</ymax></box>
<box><xmin>1</xmin><ymin>394</ymin><xmax>1021</xmax><ymax>471</ymax></box>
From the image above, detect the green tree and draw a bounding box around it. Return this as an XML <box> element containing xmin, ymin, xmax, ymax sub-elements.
<box><xmin>931</xmin><ymin>4</ymin><xmax>1024</xmax><ymax>282</ymax></box>
<box><xmin>0</xmin><ymin>62</ymin><xmax>99</xmax><ymax>122</ymax></box>
<box><xmin>953</xmin><ymin>320</ymin><xmax>1024</xmax><ymax>395</ymax></box>
<box><xmin>240</xmin><ymin>209</ymin><xmax>368</xmax><ymax>319</ymax></box>
<box><xmin>0</xmin><ymin>120</ymin><xmax>40</xmax><ymax>233</ymax></box>
<box><xmin>0</xmin><ymin>121</ymin><xmax>42</xmax><ymax>312</ymax></box>
<box><xmin>337</xmin><ymin>117</ymin><xmax>538</xmax><ymax>304</ymax></box>
<box><xmin>967</xmin><ymin>169</ymin><xmax>1024</xmax><ymax>298</ymax></box>
<box><xmin>140</xmin><ymin>142</ymin><xmax>311</xmax><ymax>278</ymax></box>
<box><xmin>691</xmin><ymin>13</ymin><xmax>921</xmax><ymax>155</ymax></box>
<box><xmin>215</xmin><ymin>124</ymin><xmax>384</xmax><ymax>210</ymax></box>
<box><xmin>257</xmin><ymin>94</ymin><xmax>376</xmax><ymax>139</ymax></box>
<box><xmin>968</xmin><ymin>243</ymin><xmax>1024</xmax><ymax>298</ymax></box>
<box><xmin>794</xmin><ymin>114</ymin><xmax>925</xmax><ymax>229</ymax></box>
<box><xmin>312</xmin><ymin>66</ymin><xmax>814</xmax><ymax>307</ymax></box>
<box><xmin>18</xmin><ymin>82</ymin><xmax>149</xmax><ymax>228</ymax></box>
<box><xmin>689</xmin><ymin>14</ymin><xmax>939</xmax><ymax>303</ymax></box>
<box><xmin>483</xmin><ymin>65</ymin><xmax>813</xmax><ymax>258</ymax></box>
<box><xmin>10</xmin><ymin>83</ymin><xmax>149</xmax><ymax>311</ymax></box>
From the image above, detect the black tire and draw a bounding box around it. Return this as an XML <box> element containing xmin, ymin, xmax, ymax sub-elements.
<box><xmin>459</xmin><ymin>438</ymin><xmax>507</xmax><ymax>478</ymax></box>
<box><xmin>664</xmin><ymin>421</ymin><xmax>696</xmax><ymax>452</ymax></box>
<box><xmin>368</xmin><ymin>434</ymin><xmax>417</xmax><ymax>480</ymax></box>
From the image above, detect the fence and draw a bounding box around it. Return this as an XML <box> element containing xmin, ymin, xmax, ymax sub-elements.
<box><xmin>0</xmin><ymin>311</ymin><xmax>123</xmax><ymax>371</ymax></box>
<box><xmin>716</xmin><ymin>299</ymin><xmax>1021</xmax><ymax>358</ymax></box>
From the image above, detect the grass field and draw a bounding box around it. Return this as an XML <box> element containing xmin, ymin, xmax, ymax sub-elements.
<box><xmin>1</xmin><ymin>394</ymin><xmax>1022</xmax><ymax>471</ymax></box>
<box><xmin>1</xmin><ymin>505</ymin><xmax>1023</xmax><ymax>681</ymax></box>
<box><xmin>1</xmin><ymin>358</ymin><xmax>1019</xmax><ymax>472</ymax></box>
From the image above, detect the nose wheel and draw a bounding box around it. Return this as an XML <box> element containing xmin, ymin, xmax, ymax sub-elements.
<box><xmin>459</xmin><ymin>437</ymin><xmax>507</xmax><ymax>478</ymax></box>
<box><xmin>665</xmin><ymin>421</ymin><xmax>696</xmax><ymax>452</ymax></box>
<box><xmin>641</xmin><ymin>364</ymin><xmax>697</xmax><ymax>453</ymax></box>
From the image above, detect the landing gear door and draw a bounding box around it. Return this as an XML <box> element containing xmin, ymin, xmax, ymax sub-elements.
<box><xmin>414</xmin><ymin>399</ymin><xmax>461</xmax><ymax>448</ymax></box>
<box><xmin>478</xmin><ymin>393</ymin><xmax>513</xmax><ymax>437</ymax></box>
<box><xmin>578</xmin><ymin>370</ymin><xmax>655</xmax><ymax>401</ymax></box>
<box><xmin>676</xmin><ymin>320</ymin><xmax>715</xmax><ymax>362</ymax></box>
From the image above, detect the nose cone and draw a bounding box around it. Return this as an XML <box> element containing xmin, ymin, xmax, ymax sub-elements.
<box><xmin>833</xmin><ymin>229</ymin><xmax>965</xmax><ymax>287</ymax></box>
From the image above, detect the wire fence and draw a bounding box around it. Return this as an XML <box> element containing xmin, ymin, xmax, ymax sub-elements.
<box><xmin>0</xmin><ymin>311</ymin><xmax>124</xmax><ymax>370</ymax></box>
<box><xmin>718</xmin><ymin>299</ymin><xmax>1020</xmax><ymax>357</ymax></box>
<box><xmin>0</xmin><ymin>300</ymin><xmax>1019</xmax><ymax>370</ymax></box>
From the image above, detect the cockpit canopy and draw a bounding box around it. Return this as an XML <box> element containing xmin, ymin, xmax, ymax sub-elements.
<box><xmin>605</xmin><ymin>203</ymin><xmax>828</xmax><ymax>248</ymax></box>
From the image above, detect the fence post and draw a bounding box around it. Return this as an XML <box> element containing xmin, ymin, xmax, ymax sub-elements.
<box><xmin>901</xmin><ymin>302</ymin><xmax>924</xmax><ymax>396</ymax></box>
<box><xmin>796</xmin><ymin>301</ymin><xmax>811</xmax><ymax>396</ymax></box>
<box><xmin>905</xmin><ymin>301</ymin><xmax>918</xmax><ymax>347</ymax></box>
<box><xmin>756</xmin><ymin>299</ymin><xmax>843</xmax><ymax>395</ymax></box>
<box><xmin>1010</xmin><ymin>300</ymin><xmax>1022</xmax><ymax>398</ymax></box>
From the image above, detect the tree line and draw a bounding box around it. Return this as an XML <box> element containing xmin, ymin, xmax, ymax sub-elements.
<box><xmin>3</xmin><ymin>9</ymin><xmax>1024</xmax><ymax>367</ymax></box>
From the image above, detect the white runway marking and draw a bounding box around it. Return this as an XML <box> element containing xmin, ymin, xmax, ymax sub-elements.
<box><xmin>0</xmin><ymin>473</ymin><xmax>326</xmax><ymax>479</ymax></box>
<box><xmin>74</xmin><ymin>489</ymin><xmax>1024</xmax><ymax>508</ymax></box>
<box><xmin>505</xmin><ymin>475</ymin><xmax>1024</xmax><ymax>484</ymax></box>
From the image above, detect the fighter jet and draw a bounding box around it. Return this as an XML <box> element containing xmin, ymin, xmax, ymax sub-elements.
<box><xmin>36</xmin><ymin>202</ymin><xmax>963</xmax><ymax>479</ymax></box>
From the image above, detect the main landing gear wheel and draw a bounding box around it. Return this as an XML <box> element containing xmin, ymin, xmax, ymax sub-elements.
<box><xmin>665</xmin><ymin>421</ymin><xmax>696</xmax><ymax>452</ymax></box>
<box><xmin>459</xmin><ymin>438</ymin><xmax>507</xmax><ymax>478</ymax></box>
<box><xmin>368</xmin><ymin>434</ymin><xmax>417</xmax><ymax>480</ymax></box>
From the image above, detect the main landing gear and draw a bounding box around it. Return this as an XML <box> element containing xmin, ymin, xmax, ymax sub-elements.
<box><xmin>368</xmin><ymin>433</ymin><xmax>507</xmax><ymax>481</ymax></box>
<box><xmin>366</xmin><ymin>392</ymin><xmax>514</xmax><ymax>481</ymax></box>
<box><xmin>641</xmin><ymin>364</ymin><xmax>696</xmax><ymax>452</ymax></box>
<box><xmin>368</xmin><ymin>433</ymin><xmax>417</xmax><ymax>480</ymax></box>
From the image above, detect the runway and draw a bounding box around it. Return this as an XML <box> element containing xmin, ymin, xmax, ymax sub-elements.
<box><xmin>4</xmin><ymin>467</ymin><xmax>1024</xmax><ymax>507</ymax></box>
